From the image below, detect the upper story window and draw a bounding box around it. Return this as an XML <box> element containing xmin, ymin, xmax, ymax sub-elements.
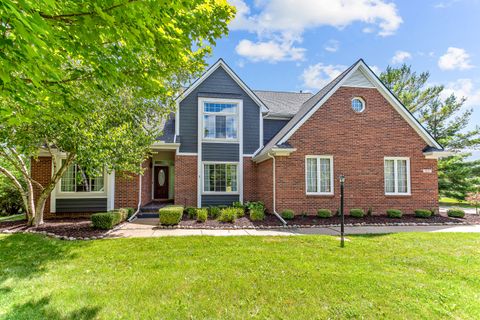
<box><xmin>384</xmin><ymin>157</ymin><xmax>410</xmax><ymax>195</ymax></box>
<box><xmin>351</xmin><ymin>97</ymin><xmax>365</xmax><ymax>113</ymax></box>
<box><xmin>305</xmin><ymin>155</ymin><xmax>334</xmax><ymax>195</ymax></box>
<box><xmin>60</xmin><ymin>160</ymin><xmax>105</xmax><ymax>193</ymax></box>
<box><xmin>203</xmin><ymin>102</ymin><xmax>238</xmax><ymax>140</ymax></box>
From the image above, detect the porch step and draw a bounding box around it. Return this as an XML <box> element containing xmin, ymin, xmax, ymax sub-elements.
<box><xmin>138</xmin><ymin>201</ymin><xmax>172</xmax><ymax>216</ymax></box>
<box><xmin>137</xmin><ymin>213</ymin><xmax>158</xmax><ymax>219</ymax></box>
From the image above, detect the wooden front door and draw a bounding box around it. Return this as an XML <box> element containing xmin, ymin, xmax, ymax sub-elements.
<box><xmin>154</xmin><ymin>166</ymin><xmax>169</xmax><ymax>199</ymax></box>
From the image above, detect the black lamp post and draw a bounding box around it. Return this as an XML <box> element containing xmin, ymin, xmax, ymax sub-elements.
<box><xmin>339</xmin><ymin>174</ymin><xmax>345</xmax><ymax>247</ymax></box>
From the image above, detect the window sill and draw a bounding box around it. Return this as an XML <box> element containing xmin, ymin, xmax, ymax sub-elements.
<box><xmin>202</xmin><ymin>139</ymin><xmax>239</xmax><ymax>144</ymax></box>
<box><xmin>306</xmin><ymin>193</ymin><xmax>335</xmax><ymax>197</ymax></box>
<box><xmin>202</xmin><ymin>192</ymin><xmax>239</xmax><ymax>196</ymax></box>
<box><xmin>385</xmin><ymin>193</ymin><xmax>411</xmax><ymax>197</ymax></box>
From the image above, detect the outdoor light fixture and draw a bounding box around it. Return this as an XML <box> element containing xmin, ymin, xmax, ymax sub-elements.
<box><xmin>339</xmin><ymin>175</ymin><xmax>345</xmax><ymax>247</ymax></box>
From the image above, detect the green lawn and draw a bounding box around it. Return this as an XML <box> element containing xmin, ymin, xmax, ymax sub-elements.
<box><xmin>439</xmin><ymin>197</ymin><xmax>475</xmax><ymax>208</ymax></box>
<box><xmin>0</xmin><ymin>233</ymin><xmax>479</xmax><ymax>319</ymax></box>
<box><xmin>0</xmin><ymin>214</ymin><xmax>26</xmax><ymax>222</ymax></box>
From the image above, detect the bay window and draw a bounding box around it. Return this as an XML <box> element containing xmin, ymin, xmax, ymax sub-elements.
<box><xmin>203</xmin><ymin>102</ymin><xmax>238</xmax><ymax>140</ymax></box>
<box><xmin>384</xmin><ymin>157</ymin><xmax>410</xmax><ymax>195</ymax></box>
<box><xmin>203</xmin><ymin>163</ymin><xmax>238</xmax><ymax>193</ymax></box>
<box><xmin>305</xmin><ymin>156</ymin><xmax>333</xmax><ymax>195</ymax></box>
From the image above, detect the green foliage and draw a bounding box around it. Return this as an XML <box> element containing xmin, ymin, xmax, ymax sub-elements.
<box><xmin>207</xmin><ymin>206</ymin><xmax>221</xmax><ymax>219</ymax></box>
<box><xmin>367</xmin><ymin>207</ymin><xmax>373</xmax><ymax>216</ymax></box>
<box><xmin>159</xmin><ymin>205</ymin><xmax>184</xmax><ymax>225</ymax></box>
<box><xmin>415</xmin><ymin>209</ymin><xmax>432</xmax><ymax>218</ymax></box>
<box><xmin>350</xmin><ymin>209</ymin><xmax>365</xmax><ymax>218</ymax></box>
<box><xmin>386</xmin><ymin>209</ymin><xmax>403</xmax><ymax>218</ymax></box>
<box><xmin>232</xmin><ymin>201</ymin><xmax>244</xmax><ymax>209</ymax></box>
<box><xmin>281</xmin><ymin>209</ymin><xmax>295</xmax><ymax>220</ymax></box>
<box><xmin>439</xmin><ymin>155</ymin><xmax>480</xmax><ymax>200</ymax></box>
<box><xmin>249</xmin><ymin>208</ymin><xmax>265</xmax><ymax>221</ymax></box>
<box><xmin>317</xmin><ymin>209</ymin><xmax>332</xmax><ymax>218</ymax></box>
<box><xmin>185</xmin><ymin>207</ymin><xmax>197</xmax><ymax>219</ymax></box>
<box><xmin>218</xmin><ymin>208</ymin><xmax>239</xmax><ymax>223</ymax></box>
<box><xmin>245</xmin><ymin>201</ymin><xmax>265</xmax><ymax>212</ymax></box>
<box><xmin>0</xmin><ymin>183</ymin><xmax>25</xmax><ymax>216</ymax></box>
<box><xmin>196</xmin><ymin>208</ymin><xmax>208</xmax><ymax>223</ymax></box>
<box><xmin>447</xmin><ymin>208</ymin><xmax>465</xmax><ymax>218</ymax></box>
<box><xmin>91</xmin><ymin>211</ymin><xmax>124</xmax><ymax>230</ymax></box>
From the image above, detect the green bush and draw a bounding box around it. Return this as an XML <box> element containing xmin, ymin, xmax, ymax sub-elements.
<box><xmin>447</xmin><ymin>208</ymin><xmax>465</xmax><ymax>218</ymax></box>
<box><xmin>249</xmin><ymin>208</ymin><xmax>265</xmax><ymax>221</ymax></box>
<box><xmin>232</xmin><ymin>201</ymin><xmax>244</xmax><ymax>209</ymax></box>
<box><xmin>281</xmin><ymin>209</ymin><xmax>294</xmax><ymax>220</ymax></box>
<box><xmin>91</xmin><ymin>211</ymin><xmax>123</xmax><ymax>230</ymax></box>
<box><xmin>245</xmin><ymin>201</ymin><xmax>265</xmax><ymax>212</ymax></box>
<box><xmin>317</xmin><ymin>209</ymin><xmax>332</xmax><ymax>218</ymax></box>
<box><xmin>415</xmin><ymin>209</ymin><xmax>432</xmax><ymax>218</ymax></box>
<box><xmin>235</xmin><ymin>207</ymin><xmax>245</xmax><ymax>218</ymax></box>
<box><xmin>386</xmin><ymin>209</ymin><xmax>402</xmax><ymax>218</ymax></box>
<box><xmin>124</xmin><ymin>207</ymin><xmax>135</xmax><ymax>219</ymax></box>
<box><xmin>207</xmin><ymin>206</ymin><xmax>221</xmax><ymax>219</ymax></box>
<box><xmin>350</xmin><ymin>208</ymin><xmax>365</xmax><ymax>218</ymax></box>
<box><xmin>218</xmin><ymin>208</ymin><xmax>238</xmax><ymax>223</ymax></box>
<box><xmin>0</xmin><ymin>183</ymin><xmax>25</xmax><ymax>216</ymax></box>
<box><xmin>185</xmin><ymin>207</ymin><xmax>197</xmax><ymax>219</ymax></box>
<box><xmin>159</xmin><ymin>205</ymin><xmax>184</xmax><ymax>225</ymax></box>
<box><xmin>367</xmin><ymin>207</ymin><xmax>373</xmax><ymax>216</ymax></box>
<box><xmin>196</xmin><ymin>208</ymin><xmax>208</xmax><ymax>222</ymax></box>
<box><xmin>118</xmin><ymin>208</ymin><xmax>130</xmax><ymax>221</ymax></box>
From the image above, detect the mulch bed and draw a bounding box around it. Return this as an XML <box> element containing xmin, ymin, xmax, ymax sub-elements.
<box><xmin>0</xmin><ymin>218</ymin><xmax>109</xmax><ymax>238</ymax></box>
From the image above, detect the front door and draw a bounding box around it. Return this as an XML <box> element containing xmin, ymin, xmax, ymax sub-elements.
<box><xmin>154</xmin><ymin>166</ymin><xmax>169</xmax><ymax>199</ymax></box>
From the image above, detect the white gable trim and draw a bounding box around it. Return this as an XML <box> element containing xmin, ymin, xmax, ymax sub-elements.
<box><xmin>342</xmin><ymin>68</ymin><xmax>375</xmax><ymax>88</ymax></box>
<box><xmin>278</xmin><ymin>60</ymin><xmax>442</xmax><ymax>149</ymax></box>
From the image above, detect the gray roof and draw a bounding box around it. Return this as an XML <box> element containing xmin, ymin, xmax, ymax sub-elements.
<box><xmin>155</xmin><ymin>113</ymin><xmax>175</xmax><ymax>143</ymax></box>
<box><xmin>254</xmin><ymin>90</ymin><xmax>313</xmax><ymax>118</ymax></box>
<box><xmin>257</xmin><ymin>61</ymin><xmax>358</xmax><ymax>157</ymax></box>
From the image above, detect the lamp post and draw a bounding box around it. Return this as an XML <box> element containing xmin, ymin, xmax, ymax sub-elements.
<box><xmin>339</xmin><ymin>174</ymin><xmax>345</xmax><ymax>247</ymax></box>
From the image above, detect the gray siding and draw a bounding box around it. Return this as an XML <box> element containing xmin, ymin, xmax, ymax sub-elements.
<box><xmin>263</xmin><ymin>119</ymin><xmax>289</xmax><ymax>144</ymax></box>
<box><xmin>202</xmin><ymin>143</ymin><xmax>239</xmax><ymax>161</ymax></box>
<box><xmin>179</xmin><ymin>66</ymin><xmax>260</xmax><ymax>154</ymax></box>
<box><xmin>56</xmin><ymin>198</ymin><xmax>107</xmax><ymax>213</ymax></box>
<box><xmin>201</xmin><ymin>195</ymin><xmax>239</xmax><ymax>207</ymax></box>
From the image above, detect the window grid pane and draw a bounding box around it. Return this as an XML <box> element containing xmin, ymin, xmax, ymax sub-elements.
<box><xmin>397</xmin><ymin>160</ymin><xmax>407</xmax><ymax>193</ymax></box>
<box><xmin>61</xmin><ymin>163</ymin><xmax>75</xmax><ymax>192</ymax></box>
<box><xmin>203</xmin><ymin>102</ymin><xmax>238</xmax><ymax>140</ymax></box>
<box><xmin>61</xmin><ymin>162</ymin><xmax>104</xmax><ymax>193</ymax></box>
<box><xmin>306</xmin><ymin>158</ymin><xmax>317</xmax><ymax>192</ymax></box>
<box><xmin>384</xmin><ymin>160</ymin><xmax>395</xmax><ymax>193</ymax></box>
<box><xmin>320</xmin><ymin>158</ymin><xmax>331</xmax><ymax>193</ymax></box>
<box><xmin>204</xmin><ymin>163</ymin><xmax>238</xmax><ymax>193</ymax></box>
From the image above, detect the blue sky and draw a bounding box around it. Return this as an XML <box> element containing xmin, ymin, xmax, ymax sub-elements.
<box><xmin>205</xmin><ymin>0</ymin><xmax>480</xmax><ymax>159</ymax></box>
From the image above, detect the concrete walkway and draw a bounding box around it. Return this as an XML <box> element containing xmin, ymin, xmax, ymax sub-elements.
<box><xmin>109</xmin><ymin>220</ymin><xmax>480</xmax><ymax>238</ymax></box>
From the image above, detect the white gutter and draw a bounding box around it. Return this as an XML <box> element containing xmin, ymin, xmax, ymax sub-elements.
<box><xmin>267</xmin><ymin>152</ymin><xmax>287</xmax><ymax>226</ymax></box>
<box><xmin>127</xmin><ymin>172</ymin><xmax>143</xmax><ymax>222</ymax></box>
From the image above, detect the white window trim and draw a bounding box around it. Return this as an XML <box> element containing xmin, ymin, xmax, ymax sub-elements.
<box><xmin>200</xmin><ymin>98</ymin><xmax>240</xmax><ymax>143</ymax></box>
<box><xmin>305</xmin><ymin>155</ymin><xmax>334</xmax><ymax>196</ymax></box>
<box><xmin>384</xmin><ymin>157</ymin><xmax>411</xmax><ymax>196</ymax></box>
<box><xmin>201</xmin><ymin>161</ymin><xmax>240</xmax><ymax>195</ymax></box>
<box><xmin>351</xmin><ymin>97</ymin><xmax>366</xmax><ymax>113</ymax></box>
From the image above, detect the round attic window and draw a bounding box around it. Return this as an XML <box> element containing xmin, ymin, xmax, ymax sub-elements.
<box><xmin>351</xmin><ymin>97</ymin><xmax>365</xmax><ymax>113</ymax></box>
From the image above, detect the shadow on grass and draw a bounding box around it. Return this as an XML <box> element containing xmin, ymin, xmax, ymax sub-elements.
<box><xmin>4</xmin><ymin>296</ymin><xmax>100</xmax><ymax>320</ymax></box>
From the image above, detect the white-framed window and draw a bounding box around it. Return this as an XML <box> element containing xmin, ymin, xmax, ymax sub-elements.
<box><xmin>384</xmin><ymin>157</ymin><xmax>411</xmax><ymax>195</ymax></box>
<box><xmin>202</xmin><ymin>101</ymin><xmax>238</xmax><ymax>141</ymax></box>
<box><xmin>351</xmin><ymin>97</ymin><xmax>365</xmax><ymax>113</ymax></box>
<box><xmin>60</xmin><ymin>160</ymin><xmax>105</xmax><ymax>193</ymax></box>
<box><xmin>305</xmin><ymin>156</ymin><xmax>334</xmax><ymax>195</ymax></box>
<box><xmin>203</xmin><ymin>162</ymin><xmax>238</xmax><ymax>194</ymax></box>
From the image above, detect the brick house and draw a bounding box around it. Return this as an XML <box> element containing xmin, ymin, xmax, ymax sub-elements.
<box><xmin>32</xmin><ymin>59</ymin><xmax>448</xmax><ymax>218</ymax></box>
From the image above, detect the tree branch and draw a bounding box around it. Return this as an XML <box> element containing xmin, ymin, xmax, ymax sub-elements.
<box><xmin>39</xmin><ymin>1</ymin><xmax>138</xmax><ymax>21</ymax></box>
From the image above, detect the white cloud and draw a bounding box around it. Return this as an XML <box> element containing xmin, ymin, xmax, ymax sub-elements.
<box><xmin>301</xmin><ymin>63</ymin><xmax>346</xmax><ymax>89</ymax></box>
<box><xmin>235</xmin><ymin>38</ymin><xmax>306</xmax><ymax>62</ymax></box>
<box><xmin>230</xmin><ymin>0</ymin><xmax>403</xmax><ymax>62</ymax></box>
<box><xmin>369</xmin><ymin>65</ymin><xmax>381</xmax><ymax>75</ymax></box>
<box><xmin>391</xmin><ymin>51</ymin><xmax>412</xmax><ymax>64</ymax></box>
<box><xmin>438</xmin><ymin>47</ymin><xmax>474</xmax><ymax>71</ymax></box>
<box><xmin>443</xmin><ymin>78</ymin><xmax>480</xmax><ymax>106</ymax></box>
<box><xmin>434</xmin><ymin>0</ymin><xmax>461</xmax><ymax>9</ymax></box>
<box><xmin>324</xmin><ymin>40</ymin><xmax>340</xmax><ymax>53</ymax></box>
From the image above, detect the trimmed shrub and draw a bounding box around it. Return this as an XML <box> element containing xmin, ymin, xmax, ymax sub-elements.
<box><xmin>245</xmin><ymin>201</ymin><xmax>265</xmax><ymax>212</ymax></box>
<box><xmin>219</xmin><ymin>208</ymin><xmax>238</xmax><ymax>223</ymax></box>
<box><xmin>196</xmin><ymin>208</ymin><xmax>208</xmax><ymax>222</ymax></box>
<box><xmin>415</xmin><ymin>209</ymin><xmax>432</xmax><ymax>218</ymax></box>
<box><xmin>118</xmin><ymin>208</ymin><xmax>129</xmax><ymax>221</ymax></box>
<box><xmin>249</xmin><ymin>208</ymin><xmax>265</xmax><ymax>221</ymax></box>
<box><xmin>350</xmin><ymin>208</ymin><xmax>365</xmax><ymax>218</ymax></box>
<box><xmin>235</xmin><ymin>207</ymin><xmax>245</xmax><ymax>218</ymax></box>
<box><xmin>386</xmin><ymin>209</ymin><xmax>402</xmax><ymax>218</ymax></box>
<box><xmin>208</xmin><ymin>206</ymin><xmax>221</xmax><ymax>219</ymax></box>
<box><xmin>281</xmin><ymin>209</ymin><xmax>294</xmax><ymax>220</ymax></box>
<box><xmin>185</xmin><ymin>207</ymin><xmax>197</xmax><ymax>219</ymax></box>
<box><xmin>317</xmin><ymin>209</ymin><xmax>332</xmax><ymax>218</ymax></box>
<box><xmin>125</xmin><ymin>207</ymin><xmax>135</xmax><ymax>219</ymax></box>
<box><xmin>447</xmin><ymin>208</ymin><xmax>465</xmax><ymax>218</ymax></box>
<box><xmin>159</xmin><ymin>205</ymin><xmax>184</xmax><ymax>225</ymax></box>
<box><xmin>91</xmin><ymin>211</ymin><xmax>123</xmax><ymax>230</ymax></box>
<box><xmin>232</xmin><ymin>201</ymin><xmax>244</xmax><ymax>209</ymax></box>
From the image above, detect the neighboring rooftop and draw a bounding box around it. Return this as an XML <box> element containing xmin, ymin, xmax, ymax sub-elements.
<box><xmin>253</xmin><ymin>90</ymin><xmax>313</xmax><ymax>118</ymax></box>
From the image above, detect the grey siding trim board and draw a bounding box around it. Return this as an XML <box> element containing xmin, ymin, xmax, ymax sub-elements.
<box><xmin>56</xmin><ymin>198</ymin><xmax>107</xmax><ymax>213</ymax></box>
<box><xmin>201</xmin><ymin>195</ymin><xmax>239</xmax><ymax>207</ymax></box>
<box><xmin>202</xmin><ymin>143</ymin><xmax>239</xmax><ymax>161</ymax></box>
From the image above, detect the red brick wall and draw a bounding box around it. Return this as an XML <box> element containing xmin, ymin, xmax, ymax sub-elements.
<box><xmin>256</xmin><ymin>158</ymin><xmax>274</xmax><ymax>213</ymax></box>
<box><xmin>31</xmin><ymin>157</ymin><xmax>52</xmax><ymax>216</ymax></box>
<box><xmin>174</xmin><ymin>155</ymin><xmax>197</xmax><ymax>207</ymax></box>
<box><xmin>243</xmin><ymin>157</ymin><xmax>257</xmax><ymax>202</ymax></box>
<box><xmin>141</xmin><ymin>158</ymin><xmax>152</xmax><ymax>206</ymax></box>
<box><xmin>114</xmin><ymin>158</ymin><xmax>152</xmax><ymax>209</ymax></box>
<box><xmin>273</xmin><ymin>86</ymin><xmax>438</xmax><ymax>215</ymax></box>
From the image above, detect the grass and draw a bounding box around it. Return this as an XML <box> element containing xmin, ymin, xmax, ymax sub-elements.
<box><xmin>439</xmin><ymin>197</ymin><xmax>475</xmax><ymax>208</ymax></box>
<box><xmin>0</xmin><ymin>213</ymin><xmax>25</xmax><ymax>222</ymax></box>
<box><xmin>0</xmin><ymin>233</ymin><xmax>479</xmax><ymax>319</ymax></box>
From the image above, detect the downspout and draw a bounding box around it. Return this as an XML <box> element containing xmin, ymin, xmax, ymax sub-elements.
<box><xmin>128</xmin><ymin>172</ymin><xmax>143</xmax><ymax>222</ymax></box>
<box><xmin>267</xmin><ymin>152</ymin><xmax>287</xmax><ymax>226</ymax></box>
